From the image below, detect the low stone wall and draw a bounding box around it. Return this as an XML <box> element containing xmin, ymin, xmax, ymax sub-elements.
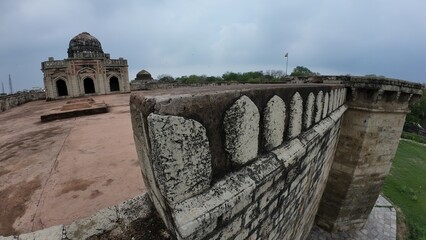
<box><xmin>130</xmin><ymin>84</ymin><xmax>347</xmax><ymax>239</ymax></box>
<box><xmin>0</xmin><ymin>91</ymin><xmax>45</xmax><ymax>112</ymax></box>
<box><xmin>0</xmin><ymin>193</ymin><xmax>169</xmax><ymax>240</ymax></box>
<box><xmin>130</xmin><ymin>81</ymin><xmax>244</xmax><ymax>91</ymax></box>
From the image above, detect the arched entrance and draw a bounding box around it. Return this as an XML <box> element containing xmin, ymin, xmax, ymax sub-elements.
<box><xmin>56</xmin><ymin>79</ymin><xmax>68</xmax><ymax>96</ymax></box>
<box><xmin>109</xmin><ymin>77</ymin><xmax>120</xmax><ymax>92</ymax></box>
<box><xmin>83</xmin><ymin>77</ymin><xmax>95</xmax><ymax>94</ymax></box>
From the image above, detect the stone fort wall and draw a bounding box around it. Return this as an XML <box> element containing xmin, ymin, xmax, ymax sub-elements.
<box><xmin>0</xmin><ymin>76</ymin><xmax>422</xmax><ymax>240</ymax></box>
<box><xmin>129</xmin><ymin>77</ymin><xmax>422</xmax><ymax>240</ymax></box>
<box><xmin>130</xmin><ymin>84</ymin><xmax>347</xmax><ymax>239</ymax></box>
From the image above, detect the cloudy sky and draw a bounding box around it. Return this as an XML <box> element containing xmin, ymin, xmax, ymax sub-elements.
<box><xmin>0</xmin><ymin>0</ymin><xmax>425</xmax><ymax>91</ymax></box>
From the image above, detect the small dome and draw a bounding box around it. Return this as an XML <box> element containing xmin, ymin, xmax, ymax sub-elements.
<box><xmin>136</xmin><ymin>70</ymin><xmax>153</xmax><ymax>80</ymax></box>
<box><xmin>67</xmin><ymin>32</ymin><xmax>104</xmax><ymax>58</ymax></box>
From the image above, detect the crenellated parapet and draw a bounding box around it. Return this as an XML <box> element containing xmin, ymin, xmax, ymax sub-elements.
<box><xmin>130</xmin><ymin>84</ymin><xmax>347</xmax><ymax>239</ymax></box>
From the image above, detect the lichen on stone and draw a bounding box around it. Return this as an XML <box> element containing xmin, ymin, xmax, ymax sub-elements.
<box><xmin>224</xmin><ymin>95</ymin><xmax>260</xmax><ymax>165</ymax></box>
<box><xmin>263</xmin><ymin>95</ymin><xmax>286</xmax><ymax>151</ymax></box>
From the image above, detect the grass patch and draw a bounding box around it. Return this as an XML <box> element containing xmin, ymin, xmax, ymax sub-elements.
<box><xmin>401</xmin><ymin>131</ymin><xmax>426</xmax><ymax>144</ymax></box>
<box><xmin>383</xmin><ymin>140</ymin><xmax>426</xmax><ymax>239</ymax></box>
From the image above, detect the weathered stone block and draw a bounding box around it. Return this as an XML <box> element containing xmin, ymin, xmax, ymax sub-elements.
<box><xmin>65</xmin><ymin>206</ymin><xmax>118</xmax><ymax>240</ymax></box>
<box><xmin>322</xmin><ymin>92</ymin><xmax>329</xmax><ymax>118</ymax></box>
<box><xmin>289</xmin><ymin>92</ymin><xmax>303</xmax><ymax>138</ymax></box>
<box><xmin>210</xmin><ymin>216</ymin><xmax>243</xmax><ymax>240</ymax></box>
<box><xmin>18</xmin><ymin>225</ymin><xmax>63</xmax><ymax>240</ymax></box>
<box><xmin>304</xmin><ymin>92</ymin><xmax>315</xmax><ymax>129</ymax></box>
<box><xmin>315</xmin><ymin>91</ymin><xmax>324</xmax><ymax>123</ymax></box>
<box><xmin>224</xmin><ymin>95</ymin><xmax>259</xmax><ymax>164</ymax></box>
<box><xmin>263</xmin><ymin>95</ymin><xmax>286</xmax><ymax>151</ymax></box>
<box><xmin>117</xmin><ymin>193</ymin><xmax>153</xmax><ymax>225</ymax></box>
<box><xmin>272</xmin><ymin>139</ymin><xmax>306</xmax><ymax>167</ymax></box>
<box><xmin>173</xmin><ymin>173</ymin><xmax>255</xmax><ymax>239</ymax></box>
<box><xmin>329</xmin><ymin>90</ymin><xmax>334</xmax><ymax>113</ymax></box>
<box><xmin>148</xmin><ymin>113</ymin><xmax>212</xmax><ymax>205</ymax></box>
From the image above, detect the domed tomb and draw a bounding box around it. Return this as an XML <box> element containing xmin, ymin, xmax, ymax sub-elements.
<box><xmin>41</xmin><ymin>31</ymin><xmax>130</xmax><ymax>100</ymax></box>
<box><xmin>67</xmin><ymin>32</ymin><xmax>104</xmax><ymax>58</ymax></box>
<box><xmin>136</xmin><ymin>70</ymin><xmax>153</xmax><ymax>80</ymax></box>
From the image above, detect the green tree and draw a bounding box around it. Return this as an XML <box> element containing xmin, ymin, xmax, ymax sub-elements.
<box><xmin>222</xmin><ymin>72</ymin><xmax>240</xmax><ymax>82</ymax></box>
<box><xmin>290</xmin><ymin>66</ymin><xmax>318</xmax><ymax>77</ymax></box>
<box><xmin>407</xmin><ymin>89</ymin><xmax>426</xmax><ymax>127</ymax></box>
<box><xmin>157</xmin><ymin>74</ymin><xmax>175</xmax><ymax>82</ymax></box>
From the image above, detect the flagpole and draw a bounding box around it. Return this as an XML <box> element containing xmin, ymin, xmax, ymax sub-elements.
<box><xmin>285</xmin><ymin>53</ymin><xmax>289</xmax><ymax>76</ymax></box>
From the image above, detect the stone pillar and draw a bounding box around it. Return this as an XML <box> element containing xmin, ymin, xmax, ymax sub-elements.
<box><xmin>316</xmin><ymin>77</ymin><xmax>422</xmax><ymax>231</ymax></box>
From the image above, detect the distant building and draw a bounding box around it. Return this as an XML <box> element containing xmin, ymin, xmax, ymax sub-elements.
<box><xmin>41</xmin><ymin>32</ymin><xmax>130</xmax><ymax>100</ymax></box>
<box><xmin>130</xmin><ymin>69</ymin><xmax>156</xmax><ymax>91</ymax></box>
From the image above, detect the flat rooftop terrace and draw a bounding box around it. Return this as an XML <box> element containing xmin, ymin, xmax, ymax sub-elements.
<box><xmin>0</xmin><ymin>93</ymin><xmax>144</xmax><ymax>236</ymax></box>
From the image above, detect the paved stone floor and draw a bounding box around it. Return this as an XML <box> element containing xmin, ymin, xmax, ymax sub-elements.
<box><xmin>0</xmin><ymin>94</ymin><xmax>145</xmax><ymax>236</ymax></box>
<box><xmin>309</xmin><ymin>195</ymin><xmax>397</xmax><ymax>240</ymax></box>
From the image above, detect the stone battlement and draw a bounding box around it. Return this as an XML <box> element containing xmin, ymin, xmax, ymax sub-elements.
<box><xmin>130</xmin><ymin>84</ymin><xmax>347</xmax><ymax>239</ymax></box>
<box><xmin>1</xmin><ymin>76</ymin><xmax>421</xmax><ymax>239</ymax></box>
<box><xmin>129</xmin><ymin>77</ymin><xmax>421</xmax><ymax>239</ymax></box>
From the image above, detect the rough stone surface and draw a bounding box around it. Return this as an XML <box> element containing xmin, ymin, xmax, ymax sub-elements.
<box><xmin>0</xmin><ymin>91</ymin><xmax>45</xmax><ymax>112</ymax></box>
<box><xmin>322</xmin><ymin>92</ymin><xmax>329</xmax><ymax>119</ymax></box>
<box><xmin>65</xmin><ymin>206</ymin><xmax>118</xmax><ymax>239</ymax></box>
<box><xmin>328</xmin><ymin>90</ymin><xmax>334</xmax><ymax>114</ymax></box>
<box><xmin>224</xmin><ymin>95</ymin><xmax>259</xmax><ymax>164</ymax></box>
<box><xmin>304</xmin><ymin>92</ymin><xmax>315</xmax><ymax>129</ymax></box>
<box><xmin>117</xmin><ymin>194</ymin><xmax>153</xmax><ymax>225</ymax></box>
<box><xmin>18</xmin><ymin>225</ymin><xmax>63</xmax><ymax>240</ymax></box>
<box><xmin>289</xmin><ymin>92</ymin><xmax>303</xmax><ymax>138</ymax></box>
<box><xmin>315</xmin><ymin>91</ymin><xmax>324</xmax><ymax>123</ymax></box>
<box><xmin>173</xmin><ymin>173</ymin><xmax>255</xmax><ymax>239</ymax></box>
<box><xmin>147</xmin><ymin>113</ymin><xmax>212</xmax><ymax>205</ymax></box>
<box><xmin>263</xmin><ymin>95</ymin><xmax>286</xmax><ymax>151</ymax></box>
<box><xmin>272</xmin><ymin>139</ymin><xmax>306</xmax><ymax>167</ymax></box>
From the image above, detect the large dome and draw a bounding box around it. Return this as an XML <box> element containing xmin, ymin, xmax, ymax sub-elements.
<box><xmin>67</xmin><ymin>32</ymin><xmax>104</xmax><ymax>58</ymax></box>
<box><xmin>136</xmin><ymin>70</ymin><xmax>153</xmax><ymax>80</ymax></box>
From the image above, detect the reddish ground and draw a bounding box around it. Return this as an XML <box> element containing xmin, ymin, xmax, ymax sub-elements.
<box><xmin>0</xmin><ymin>94</ymin><xmax>145</xmax><ymax>236</ymax></box>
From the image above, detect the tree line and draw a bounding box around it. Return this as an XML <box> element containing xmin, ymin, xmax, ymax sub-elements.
<box><xmin>157</xmin><ymin>66</ymin><xmax>319</xmax><ymax>84</ymax></box>
<box><xmin>407</xmin><ymin>89</ymin><xmax>426</xmax><ymax>128</ymax></box>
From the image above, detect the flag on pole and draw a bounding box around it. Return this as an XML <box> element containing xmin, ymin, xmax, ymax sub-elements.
<box><xmin>285</xmin><ymin>52</ymin><xmax>288</xmax><ymax>57</ymax></box>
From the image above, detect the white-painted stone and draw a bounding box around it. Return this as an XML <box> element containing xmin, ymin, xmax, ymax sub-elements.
<box><xmin>304</xmin><ymin>92</ymin><xmax>315</xmax><ymax>129</ymax></box>
<box><xmin>263</xmin><ymin>95</ymin><xmax>286</xmax><ymax>151</ymax></box>
<box><xmin>173</xmin><ymin>173</ymin><xmax>255</xmax><ymax>238</ymax></box>
<box><xmin>272</xmin><ymin>139</ymin><xmax>306</xmax><ymax>167</ymax></box>
<box><xmin>312</xmin><ymin>118</ymin><xmax>334</xmax><ymax>137</ymax></box>
<box><xmin>289</xmin><ymin>92</ymin><xmax>303</xmax><ymax>138</ymax></box>
<box><xmin>224</xmin><ymin>95</ymin><xmax>260</xmax><ymax>164</ymax></box>
<box><xmin>148</xmin><ymin>113</ymin><xmax>212</xmax><ymax>205</ymax></box>
<box><xmin>329</xmin><ymin>90</ymin><xmax>334</xmax><ymax>114</ymax></box>
<box><xmin>334</xmin><ymin>89</ymin><xmax>339</xmax><ymax>110</ymax></box>
<box><xmin>18</xmin><ymin>225</ymin><xmax>63</xmax><ymax>240</ymax></box>
<box><xmin>329</xmin><ymin>105</ymin><xmax>348</xmax><ymax>123</ymax></box>
<box><xmin>323</xmin><ymin>93</ymin><xmax>329</xmax><ymax>119</ymax></box>
<box><xmin>245</xmin><ymin>154</ymin><xmax>281</xmax><ymax>183</ymax></box>
<box><xmin>66</xmin><ymin>206</ymin><xmax>118</xmax><ymax>240</ymax></box>
<box><xmin>0</xmin><ymin>236</ymin><xmax>15</xmax><ymax>240</ymax></box>
<box><xmin>315</xmin><ymin>91</ymin><xmax>324</xmax><ymax>123</ymax></box>
<box><xmin>117</xmin><ymin>193</ymin><xmax>153</xmax><ymax>225</ymax></box>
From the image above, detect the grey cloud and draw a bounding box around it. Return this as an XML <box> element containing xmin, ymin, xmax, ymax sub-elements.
<box><xmin>0</xmin><ymin>0</ymin><xmax>425</xmax><ymax>91</ymax></box>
